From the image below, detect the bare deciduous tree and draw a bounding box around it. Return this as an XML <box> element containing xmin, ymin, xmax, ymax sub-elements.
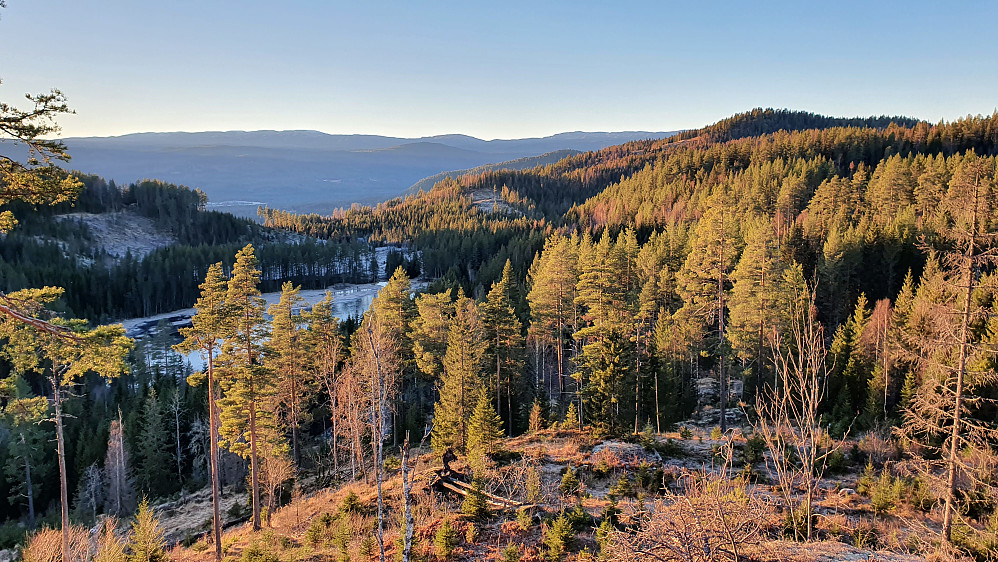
<box><xmin>755</xmin><ymin>282</ymin><xmax>842</xmax><ymax>541</ymax></box>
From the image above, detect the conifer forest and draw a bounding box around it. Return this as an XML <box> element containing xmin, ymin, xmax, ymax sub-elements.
<box><xmin>3</xmin><ymin>90</ymin><xmax>998</xmax><ymax>561</ymax></box>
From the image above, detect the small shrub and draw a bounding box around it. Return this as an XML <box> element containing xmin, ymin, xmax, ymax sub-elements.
<box><xmin>563</xmin><ymin>403</ymin><xmax>580</xmax><ymax>430</ymax></box>
<box><xmin>559</xmin><ymin>466</ymin><xmax>581</xmax><ymax>496</ymax></box>
<box><xmin>543</xmin><ymin>513</ymin><xmax>575</xmax><ymax>561</ymax></box>
<box><xmin>340</xmin><ymin>491</ymin><xmax>364</xmax><ymax>514</ymax></box>
<box><xmin>516</xmin><ymin>507</ymin><xmax>533</xmax><ymax>531</ymax></box>
<box><xmin>461</xmin><ymin>479</ymin><xmax>490</xmax><ymax>520</ymax></box>
<box><xmin>600</xmin><ymin>496</ymin><xmax>620</xmax><ymax>527</ymax></box>
<box><xmin>305</xmin><ymin>513</ymin><xmax>334</xmax><ymax>547</ymax></box>
<box><xmin>435</xmin><ymin>520</ymin><xmax>458</xmax><ymax>559</ymax></box>
<box><xmin>360</xmin><ymin>535</ymin><xmax>376</xmax><ymax>558</ymax></box>
<box><xmin>710</xmin><ymin>426</ymin><xmax>723</xmax><ymax>440</ymax></box>
<box><xmin>384</xmin><ymin>454</ymin><xmax>402</xmax><ymax>471</ymax></box>
<box><xmin>741</xmin><ymin>433</ymin><xmax>766</xmax><ymax>465</ymax></box>
<box><xmin>526</xmin><ymin>465</ymin><xmax>543</xmax><ymax>503</ymax></box>
<box><xmin>638</xmin><ymin>423</ymin><xmax>656</xmax><ymax>449</ymax></box>
<box><xmin>129</xmin><ymin>499</ymin><xmax>168</xmax><ymax>562</ymax></box>
<box><xmin>869</xmin><ymin>472</ymin><xmax>903</xmax><ymax>514</ymax></box>
<box><xmin>824</xmin><ymin>448</ymin><xmax>848</xmax><ymax>474</ymax></box>
<box><xmin>856</xmin><ymin>463</ymin><xmax>877</xmax><ymax>496</ymax></box>
<box><xmin>634</xmin><ymin>461</ymin><xmax>651</xmax><ymax>489</ymax></box>
<box><xmin>905</xmin><ymin>476</ymin><xmax>935</xmax><ymax>512</ymax></box>
<box><xmin>852</xmin><ymin>521</ymin><xmax>879</xmax><ymax>549</ymax></box>
<box><xmin>649</xmin><ymin>438</ymin><xmax>683</xmax><ymax>458</ymax></box>
<box><xmin>94</xmin><ymin>518</ymin><xmax>128</xmax><ymax>562</ymax></box>
<box><xmin>332</xmin><ymin>518</ymin><xmax>351</xmax><ymax>558</ymax></box>
<box><xmin>227</xmin><ymin>501</ymin><xmax>248</xmax><ymax>519</ymax></box>
<box><xmin>529</xmin><ymin>400</ymin><xmax>545</xmax><ymax>432</ymax></box>
<box><xmin>0</xmin><ymin>521</ymin><xmax>25</xmax><ymax>551</ymax></box>
<box><xmin>465</xmin><ymin>522</ymin><xmax>479</xmax><ymax>543</ymax></box>
<box><xmin>501</xmin><ymin>543</ymin><xmax>521</xmax><ymax>562</ymax></box>
<box><xmin>565</xmin><ymin>503</ymin><xmax>591</xmax><ymax>531</ymax></box>
<box><xmin>241</xmin><ymin>542</ymin><xmax>279</xmax><ymax>562</ymax></box>
<box><xmin>679</xmin><ymin>426</ymin><xmax>693</xmax><ymax>440</ymax></box>
<box><xmin>608</xmin><ymin>474</ymin><xmax>635</xmax><ymax>498</ymax></box>
<box><xmin>595</xmin><ymin>518</ymin><xmax>615</xmax><ymax>552</ymax></box>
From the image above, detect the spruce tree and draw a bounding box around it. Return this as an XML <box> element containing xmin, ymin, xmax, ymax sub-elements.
<box><xmin>899</xmin><ymin>155</ymin><xmax>998</xmax><ymax>542</ymax></box>
<box><xmin>0</xmin><ymin>375</ymin><xmax>50</xmax><ymax>529</ymax></box>
<box><xmin>431</xmin><ymin>291</ymin><xmax>484</xmax><ymax>452</ymax></box>
<box><xmin>481</xmin><ymin>260</ymin><xmax>525</xmax><ymax>436</ymax></box>
<box><xmin>137</xmin><ymin>389</ymin><xmax>171</xmax><ymax>498</ymax></box>
<box><xmin>128</xmin><ymin>499</ymin><xmax>167</xmax><ymax>562</ymax></box>
<box><xmin>466</xmin><ymin>388</ymin><xmax>504</xmax><ymax>473</ymax></box>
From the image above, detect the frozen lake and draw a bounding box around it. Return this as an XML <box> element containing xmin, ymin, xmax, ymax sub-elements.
<box><xmin>122</xmin><ymin>279</ymin><xmax>424</xmax><ymax>372</ymax></box>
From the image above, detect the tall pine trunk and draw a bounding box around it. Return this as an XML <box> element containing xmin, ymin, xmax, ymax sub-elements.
<box><xmin>249</xmin><ymin>400</ymin><xmax>261</xmax><ymax>530</ymax></box>
<box><xmin>52</xmin><ymin>376</ymin><xmax>70</xmax><ymax>561</ymax></box>
<box><xmin>21</xmin><ymin>434</ymin><xmax>35</xmax><ymax>529</ymax></box>
<box><xmin>207</xmin><ymin>353</ymin><xmax>223</xmax><ymax>561</ymax></box>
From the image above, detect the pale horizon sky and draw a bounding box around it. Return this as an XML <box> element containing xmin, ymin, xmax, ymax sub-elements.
<box><xmin>1</xmin><ymin>1</ymin><xmax>996</xmax><ymax>139</ymax></box>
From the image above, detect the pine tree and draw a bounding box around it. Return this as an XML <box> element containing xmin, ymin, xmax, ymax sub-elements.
<box><xmin>267</xmin><ymin>281</ymin><xmax>313</xmax><ymax>464</ymax></box>
<box><xmin>411</xmin><ymin>291</ymin><xmax>454</xmax><ymax>381</ymax></box>
<box><xmin>431</xmin><ymin>291</ymin><xmax>484</xmax><ymax>452</ymax></box>
<box><xmin>0</xmin><ymin>286</ymin><xmax>131</xmax><ymax>561</ymax></box>
<box><xmin>305</xmin><ymin>292</ymin><xmax>346</xmax><ymax>473</ymax></box>
<box><xmin>527</xmin><ymin>235</ymin><xmax>578</xmax><ymax>401</ymax></box>
<box><xmin>217</xmin><ymin>244</ymin><xmax>278</xmax><ymax>531</ymax></box>
<box><xmin>481</xmin><ymin>260</ymin><xmax>525</xmax><ymax>436</ymax></box>
<box><xmin>528</xmin><ymin>399</ymin><xmax>545</xmax><ymax>433</ymax></box>
<box><xmin>372</xmin><ymin>267</ymin><xmax>415</xmax><ymax>439</ymax></box>
<box><xmin>726</xmin><ymin>219</ymin><xmax>786</xmax><ymax>396</ymax></box>
<box><xmin>677</xmin><ymin>190</ymin><xmax>741</xmax><ymax>432</ymax></box>
<box><xmin>466</xmin><ymin>388</ymin><xmax>504</xmax><ymax>473</ymax></box>
<box><xmin>172</xmin><ymin>262</ymin><xmax>227</xmax><ymax>560</ymax></box>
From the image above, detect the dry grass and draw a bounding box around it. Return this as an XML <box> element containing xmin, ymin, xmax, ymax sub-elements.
<box><xmin>146</xmin><ymin>429</ymin><xmax>993</xmax><ymax>562</ymax></box>
<box><xmin>22</xmin><ymin>526</ymin><xmax>91</xmax><ymax>562</ymax></box>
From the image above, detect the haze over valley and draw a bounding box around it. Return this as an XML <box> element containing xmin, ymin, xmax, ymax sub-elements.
<box><xmin>62</xmin><ymin>130</ymin><xmax>674</xmax><ymax>216</ymax></box>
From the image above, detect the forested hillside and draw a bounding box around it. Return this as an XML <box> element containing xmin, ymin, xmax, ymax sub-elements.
<box><xmin>0</xmin><ymin>176</ymin><xmax>379</xmax><ymax>322</ymax></box>
<box><xmin>4</xmin><ymin>108</ymin><xmax>998</xmax><ymax>561</ymax></box>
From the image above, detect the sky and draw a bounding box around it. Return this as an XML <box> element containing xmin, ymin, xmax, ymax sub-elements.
<box><xmin>1</xmin><ymin>1</ymin><xmax>996</xmax><ymax>139</ymax></box>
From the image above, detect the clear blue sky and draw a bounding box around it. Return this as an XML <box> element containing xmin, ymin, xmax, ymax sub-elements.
<box><xmin>1</xmin><ymin>1</ymin><xmax>996</xmax><ymax>139</ymax></box>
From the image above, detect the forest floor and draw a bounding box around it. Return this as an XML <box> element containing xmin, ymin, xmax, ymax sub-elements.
<box><xmin>152</xmin><ymin>425</ymin><xmax>970</xmax><ymax>562</ymax></box>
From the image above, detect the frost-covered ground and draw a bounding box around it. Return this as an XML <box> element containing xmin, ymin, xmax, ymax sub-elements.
<box><xmin>56</xmin><ymin>211</ymin><xmax>175</xmax><ymax>258</ymax></box>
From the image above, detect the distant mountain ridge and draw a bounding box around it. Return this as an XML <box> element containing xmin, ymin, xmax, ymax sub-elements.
<box><xmin>61</xmin><ymin>129</ymin><xmax>675</xmax><ymax>216</ymax></box>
